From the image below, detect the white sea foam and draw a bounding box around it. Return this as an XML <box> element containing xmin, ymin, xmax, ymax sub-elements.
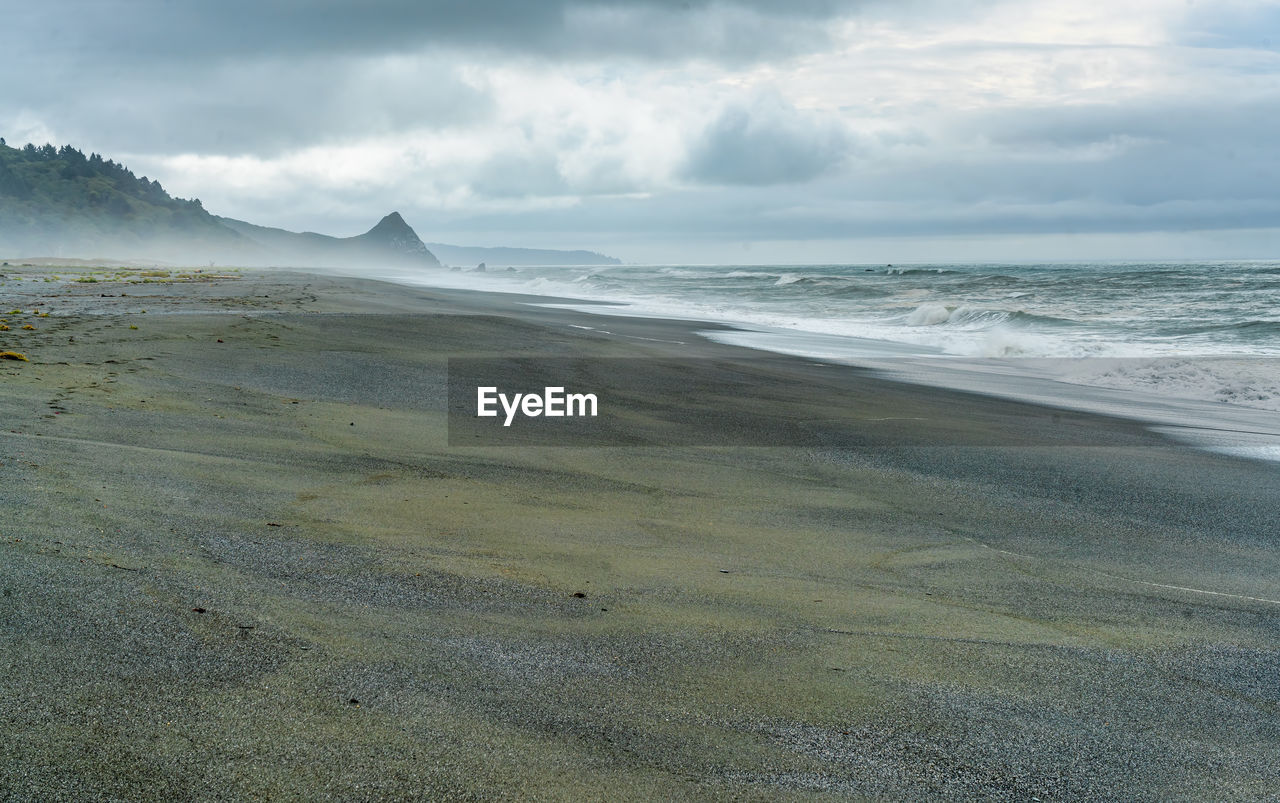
<box><xmin>1047</xmin><ymin>358</ymin><xmax>1280</xmax><ymax>412</ymax></box>
<box><xmin>906</xmin><ymin>303</ymin><xmax>952</xmax><ymax>325</ymax></box>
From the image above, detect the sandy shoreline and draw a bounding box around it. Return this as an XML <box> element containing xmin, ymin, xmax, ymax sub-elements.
<box><xmin>2</xmin><ymin>265</ymin><xmax>1279</xmax><ymax>800</ymax></box>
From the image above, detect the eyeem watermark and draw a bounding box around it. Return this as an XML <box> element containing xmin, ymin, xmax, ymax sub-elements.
<box><xmin>477</xmin><ymin>386</ymin><xmax>598</xmax><ymax>427</ymax></box>
<box><xmin>446</xmin><ymin>356</ymin><xmax>1175</xmax><ymax>447</ymax></box>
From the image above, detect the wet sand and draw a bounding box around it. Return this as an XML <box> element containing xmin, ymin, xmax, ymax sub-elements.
<box><xmin>2</xmin><ymin>265</ymin><xmax>1278</xmax><ymax>800</ymax></box>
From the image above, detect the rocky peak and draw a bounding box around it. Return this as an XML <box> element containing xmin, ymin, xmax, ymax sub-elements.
<box><xmin>359</xmin><ymin>211</ymin><xmax>433</xmax><ymax>260</ymax></box>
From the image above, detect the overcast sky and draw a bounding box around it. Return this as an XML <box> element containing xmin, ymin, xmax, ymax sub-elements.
<box><xmin>5</xmin><ymin>0</ymin><xmax>1280</xmax><ymax>263</ymax></box>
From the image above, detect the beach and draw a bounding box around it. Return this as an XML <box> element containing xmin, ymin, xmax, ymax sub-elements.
<box><xmin>2</xmin><ymin>265</ymin><xmax>1279</xmax><ymax>800</ymax></box>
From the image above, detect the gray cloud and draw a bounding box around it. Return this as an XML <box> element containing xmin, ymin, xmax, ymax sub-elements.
<box><xmin>6</xmin><ymin>55</ymin><xmax>493</xmax><ymax>157</ymax></box>
<box><xmin>683</xmin><ymin>96</ymin><xmax>855</xmax><ymax>185</ymax></box>
<box><xmin>6</xmin><ymin>1</ymin><xmax>881</xmax><ymax>67</ymax></box>
<box><xmin>1177</xmin><ymin>3</ymin><xmax>1280</xmax><ymax>50</ymax></box>
<box><xmin>469</xmin><ymin>149</ymin><xmax>570</xmax><ymax>199</ymax></box>
<box><xmin>0</xmin><ymin>0</ymin><xmax>882</xmax><ymax>158</ymax></box>
<box><xmin>891</xmin><ymin>98</ymin><xmax>1280</xmax><ymax>207</ymax></box>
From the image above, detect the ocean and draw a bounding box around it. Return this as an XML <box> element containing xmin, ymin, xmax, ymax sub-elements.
<box><xmin>389</xmin><ymin>260</ymin><xmax>1280</xmax><ymax>459</ymax></box>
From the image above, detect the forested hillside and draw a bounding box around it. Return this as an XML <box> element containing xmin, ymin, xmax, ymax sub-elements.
<box><xmin>0</xmin><ymin>139</ymin><xmax>245</xmax><ymax>256</ymax></box>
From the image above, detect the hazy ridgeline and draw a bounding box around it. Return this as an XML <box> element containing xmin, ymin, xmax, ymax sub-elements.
<box><xmin>0</xmin><ymin>140</ymin><xmax>618</xmax><ymax>269</ymax></box>
<box><xmin>0</xmin><ymin>140</ymin><xmax>246</xmax><ymax>262</ymax></box>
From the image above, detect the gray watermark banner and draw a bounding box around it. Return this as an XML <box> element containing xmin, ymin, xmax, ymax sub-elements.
<box><xmin>445</xmin><ymin>357</ymin><xmax>1204</xmax><ymax>448</ymax></box>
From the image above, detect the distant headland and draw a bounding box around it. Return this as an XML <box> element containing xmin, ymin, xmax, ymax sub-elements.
<box><xmin>0</xmin><ymin>139</ymin><xmax>620</xmax><ymax>268</ymax></box>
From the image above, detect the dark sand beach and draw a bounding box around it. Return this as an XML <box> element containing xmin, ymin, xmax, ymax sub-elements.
<box><xmin>2</xmin><ymin>266</ymin><xmax>1279</xmax><ymax>800</ymax></box>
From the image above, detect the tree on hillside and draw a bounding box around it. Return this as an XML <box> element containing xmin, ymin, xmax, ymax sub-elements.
<box><xmin>0</xmin><ymin>158</ymin><xmax>31</xmax><ymax>198</ymax></box>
